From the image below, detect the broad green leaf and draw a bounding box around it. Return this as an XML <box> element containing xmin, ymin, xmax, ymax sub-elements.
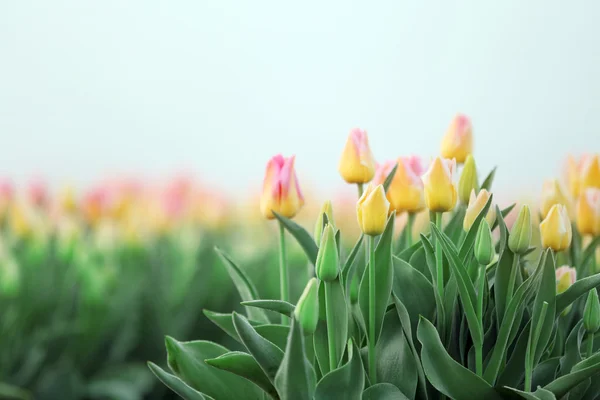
<box><xmin>458</xmin><ymin>194</ymin><xmax>494</xmax><ymax>262</ymax></box>
<box><xmin>532</xmin><ymin>357</ymin><xmax>560</xmax><ymax>388</ymax></box>
<box><xmin>240</xmin><ymin>300</ymin><xmax>295</xmax><ymax>317</ymax></box>
<box><xmin>556</xmin><ymin>273</ymin><xmax>600</xmax><ymax>317</ymax></box>
<box><xmin>362</xmin><ymin>383</ymin><xmax>410</xmax><ymax>400</ymax></box>
<box><xmin>322</xmin><ymin>279</ymin><xmax>348</xmax><ymax>369</ymax></box>
<box><xmin>444</xmin><ymin>207</ymin><xmax>467</xmax><ymax>241</ymax></box>
<box><xmin>148</xmin><ymin>362</ymin><xmax>213</xmax><ymax>400</ymax></box>
<box><xmin>215</xmin><ymin>248</ymin><xmax>269</xmax><ymax>323</ymax></box>
<box><xmin>500</xmin><ymin>386</ymin><xmax>556</xmax><ymax>400</ymax></box>
<box><xmin>420</xmin><ymin>234</ymin><xmax>446</xmax><ymax>338</ymax></box>
<box><xmin>494</xmin><ymin>248</ymin><xmax>515</xmax><ymax>327</ymax></box>
<box><xmin>559</xmin><ymin>321</ymin><xmax>585</xmax><ymax>375</ymax></box>
<box><xmin>204</xmin><ymin>351</ymin><xmax>276</xmax><ymax>398</ymax></box>
<box><xmin>274</xmin><ymin>319</ymin><xmax>316</xmax><ymax>400</ymax></box>
<box><xmin>581</xmin><ymin>236</ymin><xmax>600</xmax><ymax>270</ymax></box>
<box><xmin>498</xmin><ymin>323</ymin><xmax>531</xmax><ymax>387</ymax></box>
<box><xmin>314</xmin><ymin>340</ymin><xmax>364</xmax><ymax>400</ymax></box>
<box><xmin>407</xmin><ymin>245</ymin><xmax>430</xmax><ymax>281</ymax></box>
<box><xmin>417</xmin><ymin>317</ymin><xmax>502</xmax><ymax>400</ymax></box>
<box><xmin>544</xmin><ymin>352</ymin><xmax>600</xmax><ymax>398</ymax></box>
<box><xmin>531</xmin><ymin>250</ymin><xmax>556</xmax><ymax>365</ymax></box>
<box><xmin>382</xmin><ymin>163</ymin><xmax>398</xmax><ymax>193</ymax></box>
<box><xmin>313</xmin><ymin>320</ymin><xmax>330</xmax><ymax>376</ymax></box>
<box><xmin>0</xmin><ymin>383</ymin><xmax>31</xmax><ymax>400</ymax></box>
<box><xmin>164</xmin><ymin>337</ymin><xmax>263</xmax><ymax>399</ymax></box>
<box><xmin>203</xmin><ymin>310</ymin><xmax>260</xmax><ymax>344</ymax></box>
<box><xmin>255</xmin><ymin>324</ymin><xmax>290</xmax><ymax>351</ymax></box>
<box><xmin>341</xmin><ymin>234</ymin><xmax>364</xmax><ymax>283</ymax></box>
<box><xmin>481</xmin><ymin>167</ymin><xmax>497</xmax><ymax>191</ymax></box>
<box><xmin>273</xmin><ymin>211</ymin><xmax>318</xmax><ymax>265</ymax></box>
<box><xmin>232</xmin><ymin>312</ymin><xmax>284</xmax><ymax>381</ymax></box>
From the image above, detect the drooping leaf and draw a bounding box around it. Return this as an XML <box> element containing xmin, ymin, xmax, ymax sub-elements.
<box><xmin>148</xmin><ymin>362</ymin><xmax>214</xmax><ymax>400</ymax></box>
<box><xmin>556</xmin><ymin>273</ymin><xmax>600</xmax><ymax>317</ymax></box>
<box><xmin>362</xmin><ymin>383</ymin><xmax>410</xmax><ymax>400</ymax></box>
<box><xmin>240</xmin><ymin>300</ymin><xmax>295</xmax><ymax>317</ymax></box>
<box><xmin>255</xmin><ymin>324</ymin><xmax>290</xmax><ymax>351</ymax></box>
<box><xmin>273</xmin><ymin>211</ymin><xmax>319</xmax><ymax>265</ymax></box>
<box><xmin>314</xmin><ymin>340</ymin><xmax>364</xmax><ymax>400</ymax></box>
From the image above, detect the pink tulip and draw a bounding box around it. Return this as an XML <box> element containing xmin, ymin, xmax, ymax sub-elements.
<box><xmin>260</xmin><ymin>154</ymin><xmax>304</xmax><ymax>219</ymax></box>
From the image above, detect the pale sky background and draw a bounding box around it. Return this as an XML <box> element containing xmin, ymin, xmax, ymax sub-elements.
<box><xmin>1</xmin><ymin>1</ymin><xmax>599</xmax><ymax>198</ymax></box>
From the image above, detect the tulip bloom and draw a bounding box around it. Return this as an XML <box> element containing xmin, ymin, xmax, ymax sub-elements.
<box><xmin>458</xmin><ymin>155</ymin><xmax>478</xmax><ymax>205</ymax></box>
<box><xmin>556</xmin><ymin>266</ymin><xmax>576</xmax><ymax>294</ymax></box>
<box><xmin>374</xmin><ymin>156</ymin><xmax>425</xmax><ymax>214</ymax></box>
<box><xmin>565</xmin><ymin>155</ymin><xmax>591</xmax><ymax>198</ymax></box>
<box><xmin>540</xmin><ymin>204</ymin><xmax>572</xmax><ymax>252</ymax></box>
<box><xmin>422</xmin><ymin>157</ymin><xmax>457</xmax><ymax>213</ymax></box>
<box><xmin>540</xmin><ymin>179</ymin><xmax>570</xmax><ymax>219</ymax></box>
<box><xmin>463</xmin><ymin>189</ymin><xmax>496</xmax><ymax>231</ymax></box>
<box><xmin>260</xmin><ymin>155</ymin><xmax>304</xmax><ymax>219</ymax></box>
<box><xmin>577</xmin><ymin>188</ymin><xmax>600</xmax><ymax>236</ymax></box>
<box><xmin>338</xmin><ymin>128</ymin><xmax>377</xmax><ymax>184</ymax></box>
<box><xmin>440</xmin><ymin>114</ymin><xmax>473</xmax><ymax>163</ymax></box>
<box><xmin>581</xmin><ymin>154</ymin><xmax>600</xmax><ymax>191</ymax></box>
<box><xmin>357</xmin><ymin>184</ymin><xmax>390</xmax><ymax>236</ymax></box>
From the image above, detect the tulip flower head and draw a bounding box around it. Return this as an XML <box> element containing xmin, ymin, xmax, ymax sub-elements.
<box><xmin>357</xmin><ymin>184</ymin><xmax>390</xmax><ymax>236</ymax></box>
<box><xmin>422</xmin><ymin>157</ymin><xmax>457</xmax><ymax>213</ymax></box>
<box><xmin>260</xmin><ymin>155</ymin><xmax>304</xmax><ymax>220</ymax></box>
<box><xmin>581</xmin><ymin>154</ymin><xmax>600</xmax><ymax>191</ymax></box>
<box><xmin>463</xmin><ymin>189</ymin><xmax>496</xmax><ymax>231</ymax></box>
<box><xmin>294</xmin><ymin>278</ymin><xmax>319</xmax><ymax>334</ymax></box>
<box><xmin>577</xmin><ymin>188</ymin><xmax>600</xmax><ymax>236</ymax></box>
<box><xmin>540</xmin><ymin>179</ymin><xmax>570</xmax><ymax>219</ymax></box>
<box><xmin>374</xmin><ymin>156</ymin><xmax>425</xmax><ymax>214</ymax></box>
<box><xmin>540</xmin><ymin>204</ymin><xmax>572</xmax><ymax>252</ymax></box>
<box><xmin>338</xmin><ymin>128</ymin><xmax>377</xmax><ymax>184</ymax></box>
<box><xmin>440</xmin><ymin>114</ymin><xmax>473</xmax><ymax>163</ymax></box>
<box><xmin>565</xmin><ymin>155</ymin><xmax>591</xmax><ymax>198</ymax></box>
<box><xmin>509</xmin><ymin>205</ymin><xmax>532</xmax><ymax>254</ymax></box>
<box><xmin>458</xmin><ymin>155</ymin><xmax>478</xmax><ymax>205</ymax></box>
<box><xmin>556</xmin><ymin>266</ymin><xmax>576</xmax><ymax>294</ymax></box>
<box><xmin>314</xmin><ymin>200</ymin><xmax>335</xmax><ymax>244</ymax></box>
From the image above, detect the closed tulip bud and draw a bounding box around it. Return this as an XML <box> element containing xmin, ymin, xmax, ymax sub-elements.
<box><xmin>338</xmin><ymin>128</ymin><xmax>377</xmax><ymax>184</ymax></box>
<box><xmin>540</xmin><ymin>179</ymin><xmax>570</xmax><ymax>219</ymax></box>
<box><xmin>584</xmin><ymin>290</ymin><xmax>600</xmax><ymax>334</ymax></box>
<box><xmin>374</xmin><ymin>156</ymin><xmax>425</xmax><ymax>214</ymax></box>
<box><xmin>315</xmin><ymin>224</ymin><xmax>339</xmax><ymax>281</ymax></box>
<box><xmin>463</xmin><ymin>189</ymin><xmax>496</xmax><ymax>231</ymax></box>
<box><xmin>357</xmin><ymin>184</ymin><xmax>390</xmax><ymax>236</ymax></box>
<box><xmin>540</xmin><ymin>204</ymin><xmax>572</xmax><ymax>252</ymax></box>
<box><xmin>475</xmin><ymin>219</ymin><xmax>494</xmax><ymax>265</ymax></box>
<box><xmin>294</xmin><ymin>278</ymin><xmax>319</xmax><ymax>334</ymax></box>
<box><xmin>582</xmin><ymin>155</ymin><xmax>600</xmax><ymax>190</ymax></box>
<box><xmin>314</xmin><ymin>200</ymin><xmax>335</xmax><ymax>244</ymax></box>
<box><xmin>440</xmin><ymin>114</ymin><xmax>473</xmax><ymax>164</ymax></box>
<box><xmin>458</xmin><ymin>155</ymin><xmax>478</xmax><ymax>205</ymax></box>
<box><xmin>422</xmin><ymin>157</ymin><xmax>458</xmax><ymax>213</ymax></box>
<box><xmin>556</xmin><ymin>266</ymin><xmax>576</xmax><ymax>294</ymax></box>
<box><xmin>509</xmin><ymin>205</ymin><xmax>532</xmax><ymax>254</ymax></box>
<box><xmin>260</xmin><ymin>154</ymin><xmax>304</xmax><ymax>219</ymax></box>
<box><xmin>577</xmin><ymin>188</ymin><xmax>600</xmax><ymax>236</ymax></box>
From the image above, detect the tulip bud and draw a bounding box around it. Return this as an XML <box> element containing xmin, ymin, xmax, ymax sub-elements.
<box><xmin>581</xmin><ymin>155</ymin><xmax>600</xmax><ymax>191</ymax></box>
<box><xmin>584</xmin><ymin>289</ymin><xmax>600</xmax><ymax>334</ymax></box>
<box><xmin>260</xmin><ymin>155</ymin><xmax>304</xmax><ymax>219</ymax></box>
<box><xmin>540</xmin><ymin>179</ymin><xmax>570</xmax><ymax>219</ymax></box>
<box><xmin>440</xmin><ymin>114</ymin><xmax>473</xmax><ymax>164</ymax></box>
<box><xmin>458</xmin><ymin>155</ymin><xmax>478</xmax><ymax>205</ymax></box>
<box><xmin>577</xmin><ymin>188</ymin><xmax>600</xmax><ymax>237</ymax></box>
<box><xmin>338</xmin><ymin>128</ymin><xmax>377</xmax><ymax>184</ymax></box>
<box><xmin>556</xmin><ymin>266</ymin><xmax>576</xmax><ymax>294</ymax></box>
<box><xmin>474</xmin><ymin>219</ymin><xmax>494</xmax><ymax>265</ymax></box>
<box><xmin>294</xmin><ymin>278</ymin><xmax>319</xmax><ymax>334</ymax></box>
<box><xmin>315</xmin><ymin>224</ymin><xmax>339</xmax><ymax>281</ymax></box>
<box><xmin>463</xmin><ymin>189</ymin><xmax>496</xmax><ymax>231</ymax></box>
<box><xmin>422</xmin><ymin>157</ymin><xmax>458</xmax><ymax>213</ymax></box>
<box><xmin>356</xmin><ymin>184</ymin><xmax>390</xmax><ymax>236</ymax></box>
<box><xmin>509</xmin><ymin>205</ymin><xmax>532</xmax><ymax>254</ymax></box>
<box><xmin>314</xmin><ymin>200</ymin><xmax>335</xmax><ymax>244</ymax></box>
<box><xmin>374</xmin><ymin>157</ymin><xmax>425</xmax><ymax>214</ymax></box>
<box><xmin>540</xmin><ymin>204</ymin><xmax>572</xmax><ymax>252</ymax></box>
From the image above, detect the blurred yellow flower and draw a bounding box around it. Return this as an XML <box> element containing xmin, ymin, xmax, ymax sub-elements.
<box><xmin>463</xmin><ymin>189</ymin><xmax>496</xmax><ymax>231</ymax></box>
<box><xmin>422</xmin><ymin>157</ymin><xmax>457</xmax><ymax>213</ymax></box>
<box><xmin>540</xmin><ymin>179</ymin><xmax>570</xmax><ymax>219</ymax></box>
<box><xmin>440</xmin><ymin>114</ymin><xmax>473</xmax><ymax>163</ymax></box>
<box><xmin>374</xmin><ymin>156</ymin><xmax>425</xmax><ymax>214</ymax></box>
<box><xmin>540</xmin><ymin>204</ymin><xmax>572</xmax><ymax>252</ymax></box>
<box><xmin>576</xmin><ymin>188</ymin><xmax>600</xmax><ymax>236</ymax></box>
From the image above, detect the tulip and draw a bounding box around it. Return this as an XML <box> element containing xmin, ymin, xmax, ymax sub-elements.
<box><xmin>540</xmin><ymin>204</ymin><xmax>572</xmax><ymax>252</ymax></box>
<box><xmin>556</xmin><ymin>266</ymin><xmax>576</xmax><ymax>294</ymax></box>
<box><xmin>422</xmin><ymin>157</ymin><xmax>458</xmax><ymax>213</ymax></box>
<box><xmin>581</xmin><ymin>154</ymin><xmax>600</xmax><ymax>190</ymax></box>
<box><xmin>28</xmin><ymin>178</ymin><xmax>48</xmax><ymax>208</ymax></box>
<box><xmin>374</xmin><ymin>156</ymin><xmax>425</xmax><ymax>214</ymax></box>
<box><xmin>338</xmin><ymin>128</ymin><xmax>377</xmax><ymax>184</ymax></box>
<box><xmin>565</xmin><ymin>155</ymin><xmax>590</xmax><ymax>198</ymax></box>
<box><xmin>60</xmin><ymin>185</ymin><xmax>78</xmax><ymax>213</ymax></box>
<box><xmin>584</xmin><ymin>289</ymin><xmax>600</xmax><ymax>334</ymax></box>
<box><xmin>314</xmin><ymin>200</ymin><xmax>335</xmax><ymax>244</ymax></box>
<box><xmin>463</xmin><ymin>189</ymin><xmax>496</xmax><ymax>231</ymax></box>
<box><xmin>577</xmin><ymin>188</ymin><xmax>600</xmax><ymax>236</ymax></box>
<box><xmin>474</xmin><ymin>219</ymin><xmax>494</xmax><ymax>265</ymax></box>
<box><xmin>508</xmin><ymin>205</ymin><xmax>532</xmax><ymax>254</ymax></box>
<box><xmin>315</xmin><ymin>224</ymin><xmax>339</xmax><ymax>282</ymax></box>
<box><xmin>357</xmin><ymin>184</ymin><xmax>390</xmax><ymax>236</ymax></box>
<box><xmin>540</xmin><ymin>179</ymin><xmax>570</xmax><ymax>219</ymax></box>
<box><xmin>458</xmin><ymin>155</ymin><xmax>478</xmax><ymax>205</ymax></box>
<box><xmin>294</xmin><ymin>278</ymin><xmax>319</xmax><ymax>334</ymax></box>
<box><xmin>440</xmin><ymin>114</ymin><xmax>473</xmax><ymax>163</ymax></box>
<box><xmin>259</xmin><ymin>154</ymin><xmax>304</xmax><ymax>219</ymax></box>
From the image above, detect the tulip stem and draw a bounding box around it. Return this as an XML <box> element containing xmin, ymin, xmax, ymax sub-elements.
<box><xmin>357</xmin><ymin>183</ymin><xmax>364</xmax><ymax>198</ymax></box>
<box><xmin>406</xmin><ymin>212</ymin><xmax>415</xmax><ymax>248</ymax></box>
<box><xmin>587</xmin><ymin>333</ymin><xmax>594</xmax><ymax>358</ymax></box>
<box><xmin>278</xmin><ymin>221</ymin><xmax>289</xmax><ymax>324</ymax></box>
<box><xmin>324</xmin><ymin>281</ymin><xmax>338</xmax><ymax>371</ymax></box>
<box><xmin>368</xmin><ymin>235</ymin><xmax>377</xmax><ymax>384</ymax></box>
<box><xmin>435</xmin><ymin>212</ymin><xmax>444</xmax><ymax>303</ymax></box>
<box><xmin>476</xmin><ymin>262</ymin><xmax>486</xmax><ymax>377</ymax></box>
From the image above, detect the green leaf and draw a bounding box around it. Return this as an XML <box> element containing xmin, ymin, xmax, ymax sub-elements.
<box><xmin>501</xmin><ymin>386</ymin><xmax>556</xmax><ymax>400</ymax></box>
<box><xmin>204</xmin><ymin>352</ymin><xmax>276</xmax><ymax>398</ymax></box>
<box><xmin>559</xmin><ymin>321</ymin><xmax>585</xmax><ymax>375</ymax></box>
<box><xmin>544</xmin><ymin>353</ymin><xmax>600</xmax><ymax>398</ymax></box>
<box><xmin>164</xmin><ymin>337</ymin><xmax>263</xmax><ymax>400</ymax></box>
<box><xmin>240</xmin><ymin>300</ymin><xmax>295</xmax><ymax>317</ymax></box>
<box><xmin>148</xmin><ymin>362</ymin><xmax>213</xmax><ymax>400</ymax></box>
<box><xmin>274</xmin><ymin>318</ymin><xmax>316</xmax><ymax>400</ymax></box>
<box><xmin>531</xmin><ymin>250</ymin><xmax>557</xmax><ymax>364</ymax></box>
<box><xmin>444</xmin><ymin>207</ymin><xmax>467</xmax><ymax>241</ymax></box>
<box><xmin>532</xmin><ymin>357</ymin><xmax>560</xmax><ymax>389</ymax></box>
<box><xmin>382</xmin><ymin>162</ymin><xmax>398</xmax><ymax>193</ymax></box>
<box><xmin>313</xmin><ymin>320</ymin><xmax>330</xmax><ymax>376</ymax></box>
<box><xmin>232</xmin><ymin>312</ymin><xmax>284</xmax><ymax>382</ymax></box>
<box><xmin>215</xmin><ymin>248</ymin><xmax>269</xmax><ymax>323</ymax></box>
<box><xmin>255</xmin><ymin>324</ymin><xmax>290</xmax><ymax>351</ymax></box>
<box><xmin>556</xmin><ymin>273</ymin><xmax>600</xmax><ymax>317</ymax></box>
<box><xmin>417</xmin><ymin>317</ymin><xmax>503</xmax><ymax>400</ymax></box>
<box><xmin>398</xmin><ymin>240</ymin><xmax>422</xmax><ymax>261</ymax></box>
<box><xmin>498</xmin><ymin>323</ymin><xmax>531</xmax><ymax>387</ymax></box>
<box><xmin>362</xmin><ymin>383</ymin><xmax>410</xmax><ymax>400</ymax></box>
<box><xmin>342</xmin><ymin>234</ymin><xmax>364</xmax><ymax>282</ymax></box>
<box><xmin>203</xmin><ymin>310</ymin><xmax>260</xmax><ymax>343</ymax></box>
<box><xmin>408</xmin><ymin>245</ymin><xmax>431</xmax><ymax>281</ymax></box>
<box><xmin>314</xmin><ymin>340</ymin><xmax>364</xmax><ymax>400</ymax></box>
<box><xmin>480</xmin><ymin>167</ymin><xmax>497</xmax><ymax>191</ymax></box>
<box><xmin>359</xmin><ymin>216</ymin><xmax>395</xmax><ymax>345</ymax></box>
<box><xmin>581</xmin><ymin>236</ymin><xmax>600</xmax><ymax>269</ymax></box>
<box><xmin>323</xmin><ymin>279</ymin><xmax>349</xmax><ymax>369</ymax></box>
<box><xmin>494</xmin><ymin>210</ymin><xmax>513</xmax><ymax>326</ymax></box>
<box><xmin>0</xmin><ymin>383</ymin><xmax>32</xmax><ymax>400</ymax></box>
<box><xmin>273</xmin><ymin>211</ymin><xmax>318</xmax><ymax>265</ymax></box>
<box><xmin>458</xmin><ymin>193</ymin><xmax>494</xmax><ymax>262</ymax></box>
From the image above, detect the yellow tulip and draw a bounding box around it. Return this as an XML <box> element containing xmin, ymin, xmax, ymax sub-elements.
<box><xmin>260</xmin><ymin>154</ymin><xmax>304</xmax><ymax>219</ymax></box>
<box><xmin>422</xmin><ymin>157</ymin><xmax>457</xmax><ymax>213</ymax></box>
<box><xmin>540</xmin><ymin>179</ymin><xmax>570</xmax><ymax>219</ymax></box>
<box><xmin>540</xmin><ymin>204</ymin><xmax>572</xmax><ymax>252</ymax></box>
<box><xmin>565</xmin><ymin>155</ymin><xmax>586</xmax><ymax>198</ymax></box>
<box><xmin>374</xmin><ymin>156</ymin><xmax>425</xmax><ymax>214</ymax></box>
<box><xmin>577</xmin><ymin>188</ymin><xmax>600</xmax><ymax>236</ymax></box>
<box><xmin>458</xmin><ymin>154</ymin><xmax>478</xmax><ymax>205</ymax></box>
<box><xmin>60</xmin><ymin>185</ymin><xmax>78</xmax><ymax>213</ymax></box>
<box><xmin>556</xmin><ymin>266</ymin><xmax>576</xmax><ymax>294</ymax></box>
<box><xmin>440</xmin><ymin>114</ymin><xmax>473</xmax><ymax>164</ymax></box>
<box><xmin>357</xmin><ymin>184</ymin><xmax>390</xmax><ymax>236</ymax></box>
<box><xmin>463</xmin><ymin>189</ymin><xmax>496</xmax><ymax>231</ymax></box>
<box><xmin>338</xmin><ymin>128</ymin><xmax>377</xmax><ymax>184</ymax></box>
<box><xmin>581</xmin><ymin>154</ymin><xmax>600</xmax><ymax>190</ymax></box>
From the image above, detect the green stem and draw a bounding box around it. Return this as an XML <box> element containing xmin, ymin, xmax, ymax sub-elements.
<box><xmin>476</xmin><ymin>262</ymin><xmax>486</xmax><ymax>376</ymax></box>
<box><xmin>278</xmin><ymin>221</ymin><xmax>289</xmax><ymax>324</ymax></box>
<box><xmin>357</xmin><ymin>183</ymin><xmax>364</xmax><ymax>198</ymax></box>
<box><xmin>324</xmin><ymin>281</ymin><xmax>338</xmax><ymax>371</ymax></box>
<box><xmin>406</xmin><ymin>212</ymin><xmax>415</xmax><ymax>248</ymax></box>
<box><xmin>506</xmin><ymin>254</ymin><xmax>520</xmax><ymax>310</ymax></box>
<box><xmin>368</xmin><ymin>236</ymin><xmax>377</xmax><ymax>384</ymax></box>
<box><xmin>475</xmin><ymin>344</ymin><xmax>483</xmax><ymax>377</ymax></box>
<box><xmin>525</xmin><ymin>301</ymin><xmax>549</xmax><ymax>392</ymax></box>
<box><xmin>435</xmin><ymin>213</ymin><xmax>444</xmax><ymax>303</ymax></box>
<box><xmin>587</xmin><ymin>332</ymin><xmax>594</xmax><ymax>358</ymax></box>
